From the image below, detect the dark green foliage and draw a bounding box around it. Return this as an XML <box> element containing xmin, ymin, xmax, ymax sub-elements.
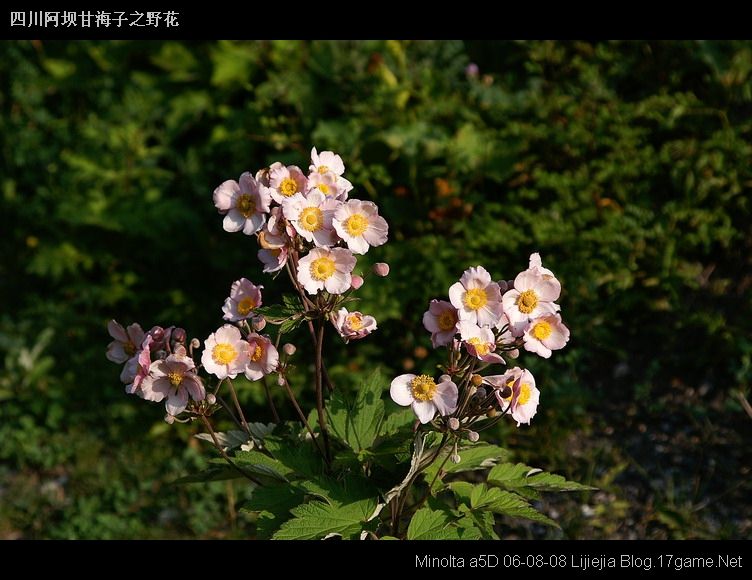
<box><xmin>1</xmin><ymin>40</ymin><xmax>750</xmax><ymax>538</ymax></box>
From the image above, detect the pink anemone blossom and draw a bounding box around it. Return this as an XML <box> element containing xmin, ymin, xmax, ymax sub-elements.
<box><xmin>390</xmin><ymin>373</ymin><xmax>458</xmax><ymax>424</ymax></box>
<box><xmin>213</xmin><ymin>172</ymin><xmax>271</xmax><ymax>236</ymax></box>
<box><xmin>448</xmin><ymin>266</ymin><xmax>504</xmax><ymax>328</ymax></box>
<box><xmin>332</xmin><ymin>308</ymin><xmax>377</xmax><ymax>343</ymax></box>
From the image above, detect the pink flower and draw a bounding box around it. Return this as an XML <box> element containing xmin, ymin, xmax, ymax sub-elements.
<box><xmin>123</xmin><ymin>336</ymin><xmax>153</xmax><ymax>395</ymax></box>
<box><xmin>297</xmin><ymin>247</ymin><xmax>355</xmax><ymax>295</ymax></box>
<box><xmin>422</xmin><ymin>300</ymin><xmax>458</xmax><ymax>348</ymax></box>
<box><xmin>458</xmin><ymin>321</ymin><xmax>504</xmax><ymax>364</ymax></box>
<box><xmin>258</xmin><ymin>247</ymin><xmax>288</xmax><ymax>273</ymax></box>
<box><xmin>213</xmin><ymin>172</ymin><xmax>271</xmax><ymax>235</ymax></box>
<box><xmin>448</xmin><ymin>266</ymin><xmax>503</xmax><ymax>328</ymax></box>
<box><xmin>372</xmin><ymin>262</ymin><xmax>390</xmax><ymax>277</ymax></box>
<box><xmin>201</xmin><ymin>324</ymin><xmax>250</xmax><ymax>380</ymax></box>
<box><xmin>309</xmin><ymin>147</ymin><xmax>345</xmax><ymax>176</ymax></box>
<box><xmin>259</xmin><ymin>207</ymin><xmax>291</xmax><ymax>249</ymax></box>
<box><xmin>306</xmin><ymin>171</ymin><xmax>345</xmax><ymax>201</ymax></box>
<box><xmin>222</xmin><ymin>278</ymin><xmax>263</xmax><ymax>322</ymax></box>
<box><xmin>502</xmin><ymin>253</ymin><xmax>561</xmax><ymax>335</ymax></box>
<box><xmin>350</xmin><ymin>275</ymin><xmax>364</xmax><ymax>290</ymax></box>
<box><xmin>332</xmin><ymin>200</ymin><xmax>388</xmax><ymax>255</ymax></box>
<box><xmin>267</xmin><ymin>164</ymin><xmax>307</xmax><ymax>204</ymax></box>
<box><xmin>282</xmin><ymin>191</ymin><xmax>340</xmax><ymax>247</ymax></box>
<box><xmin>244</xmin><ymin>333</ymin><xmax>279</xmax><ymax>381</ymax></box>
<box><xmin>522</xmin><ymin>313</ymin><xmax>570</xmax><ymax>358</ymax></box>
<box><xmin>141</xmin><ymin>347</ymin><xmax>205</xmax><ymax>416</ymax></box>
<box><xmin>106</xmin><ymin>320</ymin><xmax>145</xmax><ymax>364</ymax></box>
<box><xmin>332</xmin><ymin>308</ymin><xmax>377</xmax><ymax>343</ymax></box>
<box><xmin>485</xmin><ymin>367</ymin><xmax>539</xmax><ymax>427</ymax></box>
<box><xmin>390</xmin><ymin>373</ymin><xmax>458</xmax><ymax>424</ymax></box>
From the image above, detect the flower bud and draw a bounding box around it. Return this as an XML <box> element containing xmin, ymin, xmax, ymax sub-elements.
<box><xmin>252</xmin><ymin>316</ymin><xmax>266</xmax><ymax>332</ymax></box>
<box><xmin>283</xmin><ymin>343</ymin><xmax>296</xmax><ymax>356</ymax></box>
<box><xmin>499</xmin><ymin>386</ymin><xmax>512</xmax><ymax>399</ymax></box>
<box><xmin>471</xmin><ymin>374</ymin><xmax>483</xmax><ymax>387</ymax></box>
<box><xmin>206</xmin><ymin>393</ymin><xmax>217</xmax><ymax>405</ymax></box>
<box><xmin>450</xmin><ymin>453</ymin><xmax>461</xmax><ymax>464</ymax></box>
<box><xmin>164</xmin><ymin>414</ymin><xmax>175</xmax><ymax>425</ymax></box>
<box><xmin>468</xmin><ymin>431</ymin><xmax>479</xmax><ymax>442</ymax></box>
<box><xmin>448</xmin><ymin>417</ymin><xmax>460</xmax><ymax>431</ymax></box>
<box><xmin>277</xmin><ymin>375</ymin><xmax>286</xmax><ymax>387</ymax></box>
<box><xmin>372</xmin><ymin>262</ymin><xmax>390</xmax><ymax>277</ymax></box>
<box><xmin>350</xmin><ymin>275</ymin><xmax>364</xmax><ymax>290</ymax></box>
<box><xmin>487</xmin><ymin>408</ymin><xmax>498</xmax><ymax>418</ymax></box>
<box><xmin>172</xmin><ymin>327</ymin><xmax>187</xmax><ymax>345</ymax></box>
<box><xmin>190</xmin><ymin>338</ymin><xmax>201</xmax><ymax>350</ymax></box>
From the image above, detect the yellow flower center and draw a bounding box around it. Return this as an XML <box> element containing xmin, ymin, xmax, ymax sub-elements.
<box><xmin>347</xmin><ymin>313</ymin><xmax>364</xmax><ymax>331</ymax></box>
<box><xmin>344</xmin><ymin>213</ymin><xmax>369</xmax><ymax>237</ymax></box>
<box><xmin>517</xmin><ymin>383</ymin><xmax>532</xmax><ymax>406</ymax></box>
<box><xmin>299</xmin><ymin>207</ymin><xmax>324</xmax><ymax>232</ymax></box>
<box><xmin>467</xmin><ymin>337</ymin><xmax>490</xmax><ymax>357</ymax></box>
<box><xmin>237</xmin><ymin>297</ymin><xmax>256</xmax><ymax>316</ymax></box>
<box><xmin>279</xmin><ymin>177</ymin><xmax>298</xmax><ymax>197</ymax></box>
<box><xmin>310</xmin><ymin>256</ymin><xmax>336</xmax><ymax>281</ymax></box>
<box><xmin>250</xmin><ymin>343</ymin><xmax>263</xmax><ymax>362</ymax></box>
<box><xmin>168</xmin><ymin>372</ymin><xmax>183</xmax><ymax>387</ymax></box>
<box><xmin>317</xmin><ymin>183</ymin><xmax>330</xmax><ymax>195</ymax></box>
<box><xmin>124</xmin><ymin>341</ymin><xmax>137</xmax><ymax>357</ymax></box>
<box><xmin>437</xmin><ymin>310</ymin><xmax>457</xmax><ymax>331</ymax></box>
<box><xmin>237</xmin><ymin>194</ymin><xmax>256</xmax><ymax>218</ymax></box>
<box><xmin>517</xmin><ymin>290</ymin><xmax>538</xmax><ymax>314</ymax></box>
<box><xmin>212</xmin><ymin>342</ymin><xmax>238</xmax><ymax>365</ymax></box>
<box><xmin>318</xmin><ymin>165</ymin><xmax>329</xmax><ymax>174</ymax></box>
<box><xmin>463</xmin><ymin>288</ymin><xmax>487</xmax><ymax>311</ymax></box>
<box><xmin>531</xmin><ymin>320</ymin><xmax>552</xmax><ymax>340</ymax></box>
<box><xmin>410</xmin><ymin>374</ymin><xmax>437</xmax><ymax>402</ymax></box>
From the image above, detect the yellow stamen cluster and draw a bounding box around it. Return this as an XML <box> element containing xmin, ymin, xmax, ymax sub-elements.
<box><xmin>463</xmin><ymin>288</ymin><xmax>488</xmax><ymax>311</ymax></box>
<box><xmin>279</xmin><ymin>177</ymin><xmax>298</xmax><ymax>197</ymax></box>
<box><xmin>237</xmin><ymin>194</ymin><xmax>256</xmax><ymax>218</ymax></box>
<box><xmin>212</xmin><ymin>343</ymin><xmax>238</xmax><ymax>365</ymax></box>
<box><xmin>310</xmin><ymin>256</ymin><xmax>336</xmax><ymax>281</ymax></box>
<box><xmin>250</xmin><ymin>344</ymin><xmax>263</xmax><ymax>362</ymax></box>
<box><xmin>347</xmin><ymin>313</ymin><xmax>364</xmax><ymax>331</ymax></box>
<box><xmin>517</xmin><ymin>290</ymin><xmax>538</xmax><ymax>314</ymax></box>
<box><xmin>344</xmin><ymin>213</ymin><xmax>369</xmax><ymax>237</ymax></box>
<box><xmin>168</xmin><ymin>372</ymin><xmax>183</xmax><ymax>387</ymax></box>
<box><xmin>531</xmin><ymin>320</ymin><xmax>552</xmax><ymax>340</ymax></box>
<box><xmin>237</xmin><ymin>297</ymin><xmax>257</xmax><ymax>316</ymax></box>
<box><xmin>299</xmin><ymin>207</ymin><xmax>323</xmax><ymax>232</ymax></box>
<box><xmin>410</xmin><ymin>374</ymin><xmax>437</xmax><ymax>402</ymax></box>
<box><xmin>437</xmin><ymin>310</ymin><xmax>457</xmax><ymax>331</ymax></box>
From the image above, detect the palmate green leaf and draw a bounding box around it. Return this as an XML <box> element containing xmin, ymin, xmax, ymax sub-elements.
<box><xmin>406</xmin><ymin>507</ymin><xmax>481</xmax><ymax>540</ymax></box>
<box><xmin>449</xmin><ymin>482</ymin><xmax>558</xmax><ymax>528</ymax></box>
<box><xmin>263</xmin><ymin>436</ymin><xmax>323</xmax><ymax>479</ymax></box>
<box><xmin>243</xmin><ymin>484</ymin><xmax>306</xmax><ymax>539</ymax></box>
<box><xmin>379</xmin><ymin>408</ymin><xmax>414</xmax><ymax>437</ymax></box>
<box><xmin>488</xmin><ymin>462</ymin><xmax>596</xmax><ymax>493</ymax></box>
<box><xmin>326</xmin><ymin>368</ymin><xmax>385</xmax><ymax>453</ymax></box>
<box><xmin>273</xmin><ymin>497</ymin><xmax>378</xmax><ymax>540</ymax></box>
<box><xmin>423</xmin><ymin>443</ymin><xmax>509</xmax><ymax>491</ymax></box>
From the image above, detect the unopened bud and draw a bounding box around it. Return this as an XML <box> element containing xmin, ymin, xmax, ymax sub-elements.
<box><xmin>206</xmin><ymin>393</ymin><xmax>217</xmax><ymax>405</ymax></box>
<box><xmin>450</xmin><ymin>453</ymin><xmax>461</xmax><ymax>464</ymax></box>
<box><xmin>277</xmin><ymin>375</ymin><xmax>285</xmax><ymax>387</ymax></box>
<box><xmin>487</xmin><ymin>408</ymin><xmax>498</xmax><ymax>418</ymax></box>
<box><xmin>190</xmin><ymin>338</ymin><xmax>201</xmax><ymax>350</ymax></box>
<box><xmin>172</xmin><ymin>327</ymin><xmax>187</xmax><ymax>345</ymax></box>
<box><xmin>372</xmin><ymin>262</ymin><xmax>390</xmax><ymax>277</ymax></box>
<box><xmin>164</xmin><ymin>414</ymin><xmax>175</xmax><ymax>425</ymax></box>
<box><xmin>448</xmin><ymin>417</ymin><xmax>460</xmax><ymax>431</ymax></box>
<box><xmin>283</xmin><ymin>343</ymin><xmax>296</xmax><ymax>356</ymax></box>
<box><xmin>499</xmin><ymin>386</ymin><xmax>512</xmax><ymax>399</ymax></box>
<box><xmin>468</xmin><ymin>431</ymin><xmax>479</xmax><ymax>442</ymax></box>
<box><xmin>148</xmin><ymin>325</ymin><xmax>165</xmax><ymax>343</ymax></box>
<box><xmin>350</xmin><ymin>275</ymin><xmax>364</xmax><ymax>290</ymax></box>
<box><xmin>252</xmin><ymin>316</ymin><xmax>266</xmax><ymax>331</ymax></box>
<box><xmin>471</xmin><ymin>374</ymin><xmax>483</xmax><ymax>387</ymax></box>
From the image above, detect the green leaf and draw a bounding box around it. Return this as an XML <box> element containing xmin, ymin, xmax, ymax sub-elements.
<box><xmin>243</xmin><ymin>484</ymin><xmax>305</xmax><ymax>539</ymax></box>
<box><xmin>379</xmin><ymin>408</ymin><xmax>414</xmax><ymax>437</ymax></box>
<box><xmin>273</xmin><ymin>497</ymin><xmax>378</xmax><ymax>540</ymax></box>
<box><xmin>263</xmin><ymin>437</ymin><xmax>323</xmax><ymax>479</ymax></box>
<box><xmin>488</xmin><ymin>462</ymin><xmax>595</xmax><ymax>493</ymax></box>
<box><xmin>406</xmin><ymin>507</ymin><xmax>480</xmax><ymax>540</ymax></box>
<box><xmin>172</xmin><ymin>466</ymin><xmax>244</xmax><ymax>484</ymax></box>
<box><xmin>423</xmin><ymin>443</ymin><xmax>509</xmax><ymax>490</ymax></box>
<box><xmin>326</xmin><ymin>368</ymin><xmax>385</xmax><ymax>453</ymax></box>
<box><xmin>230</xmin><ymin>449</ymin><xmax>292</xmax><ymax>482</ymax></box>
<box><xmin>449</xmin><ymin>482</ymin><xmax>558</xmax><ymax>528</ymax></box>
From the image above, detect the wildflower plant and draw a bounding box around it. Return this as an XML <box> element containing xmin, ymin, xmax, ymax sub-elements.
<box><xmin>106</xmin><ymin>148</ymin><xmax>592</xmax><ymax>539</ymax></box>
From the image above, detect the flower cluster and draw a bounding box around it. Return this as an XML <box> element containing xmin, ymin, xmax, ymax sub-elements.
<box><xmin>212</xmin><ymin>148</ymin><xmax>386</xmax><ymax>343</ymax></box>
<box><xmin>391</xmin><ymin>254</ymin><xmax>569</xmax><ymax>428</ymax></box>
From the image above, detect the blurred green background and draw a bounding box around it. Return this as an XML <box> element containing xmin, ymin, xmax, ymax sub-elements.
<box><xmin>1</xmin><ymin>40</ymin><xmax>751</xmax><ymax>539</ymax></box>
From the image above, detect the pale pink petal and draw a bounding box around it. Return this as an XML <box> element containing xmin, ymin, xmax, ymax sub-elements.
<box><xmin>412</xmin><ymin>400</ymin><xmax>437</xmax><ymax>424</ymax></box>
<box><xmin>324</xmin><ymin>271</ymin><xmax>351</xmax><ymax>294</ymax></box>
<box><xmin>140</xmin><ymin>376</ymin><xmax>167</xmax><ymax>402</ymax></box>
<box><xmin>523</xmin><ymin>338</ymin><xmax>552</xmax><ymax>358</ymax></box>
<box><xmin>448</xmin><ymin>282</ymin><xmax>465</xmax><ymax>310</ymax></box>
<box><xmin>432</xmin><ymin>381</ymin><xmax>458</xmax><ymax>415</ymax></box>
<box><xmin>476</xmin><ymin>302</ymin><xmax>503</xmax><ymax>327</ymax></box>
<box><xmin>107</xmin><ymin>320</ymin><xmax>128</xmax><ymax>342</ymax></box>
<box><xmin>165</xmin><ymin>388</ymin><xmax>189</xmax><ymax>416</ymax></box>
<box><xmin>183</xmin><ymin>375</ymin><xmax>205</xmax><ymax>401</ymax></box>
<box><xmin>390</xmin><ymin>374</ymin><xmax>416</xmax><ymax>406</ymax></box>
<box><xmin>514</xmin><ymin>270</ymin><xmax>540</xmax><ymax>292</ymax></box>
<box><xmin>213</xmin><ymin>180</ymin><xmax>239</xmax><ymax>212</ymax></box>
<box><xmin>346</xmin><ymin>235</ymin><xmax>370</xmax><ymax>255</ymax></box>
<box><xmin>241</xmin><ymin>212</ymin><xmax>266</xmax><ymax>236</ymax></box>
<box><xmin>544</xmin><ymin>323</ymin><xmax>570</xmax><ymax>350</ymax></box>
<box><xmin>238</xmin><ymin>172</ymin><xmax>256</xmax><ymax>195</ymax></box>
<box><xmin>223</xmin><ymin>210</ymin><xmax>245</xmax><ymax>232</ymax></box>
<box><xmin>460</xmin><ymin>266</ymin><xmax>492</xmax><ymax>290</ymax></box>
<box><xmin>106</xmin><ymin>341</ymin><xmax>129</xmax><ymax>364</ymax></box>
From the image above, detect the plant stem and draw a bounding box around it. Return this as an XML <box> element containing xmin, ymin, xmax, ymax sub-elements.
<box><xmin>280</xmin><ymin>376</ymin><xmax>327</xmax><ymax>463</ymax></box>
<box><xmin>262</xmin><ymin>377</ymin><xmax>280</xmax><ymax>423</ymax></box>
<box><xmin>199</xmin><ymin>415</ymin><xmax>262</xmax><ymax>485</ymax></box>
<box><xmin>314</xmin><ymin>319</ymin><xmax>332</xmax><ymax>465</ymax></box>
<box><xmin>226</xmin><ymin>378</ymin><xmax>251</xmax><ymax>436</ymax></box>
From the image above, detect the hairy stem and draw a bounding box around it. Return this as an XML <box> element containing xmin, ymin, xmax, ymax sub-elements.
<box><xmin>280</xmin><ymin>376</ymin><xmax>327</xmax><ymax>462</ymax></box>
<box><xmin>199</xmin><ymin>414</ymin><xmax>262</xmax><ymax>485</ymax></box>
<box><xmin>314</xmin><ymin>319</ymin><xmax>332</xmax><ymax>465</ymax></box>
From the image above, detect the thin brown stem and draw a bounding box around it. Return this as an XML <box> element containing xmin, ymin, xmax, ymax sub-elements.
<box><xmin>199</xmin><ymin>415</ymin><xmax>262</xmax><ymax>485</ymax></box>
<box><xmin>262</xmin><ymin>377</ymin><xmax>281</xmax><ymax>423</ymax></box>
<box><xmin>226</xmin><ymin>378</ymin><xmax>251</xmax><ymax>436</ymax></box>
<box><xmin>314</xmin><ymin>319</ymin><xmax>332</xmax><ymax>464</ymax></box>
<box><xmin>281</xmin><ymin>376</ymin><xmax>327</xmax><ymax>462</ymax></box>
<box><xmin>216</xmin><ymin>395</ymin><xmax>244</xmax><ymax>431</ymax></box>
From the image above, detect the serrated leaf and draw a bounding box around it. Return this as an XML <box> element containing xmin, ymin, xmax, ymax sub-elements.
<box><xmin>231</xmin><ymin>450</ymin><xmax>292</xmax><ymax>481</ymax></box>
<box><xmin>406</xmin><ymin>507</ymin><xmax>480</xmax><ymax>540</ymax></box>
<box><xmin>195</xmin><ymin>429</ymin><xmax>249</xmax><ymax>451</ymax></box>
<box><xmin>488</xmin><ymin>462</ymin><xmax>595</xmax><ymax>492</ymax></box>
<box><xmin>243</xmin><ymin>484</ymin><xmax>305</xmax><ymax>539</ymax></box>
<box><xmin>449</xmin><ymin>482</ymin><xmax>558</xmax><ymax>528</ymax></box>
<box><xmin>273</xmin><ymin>497</ymin><xmax>378</xmax><ymax>540</ymax></box>
<box><xmin>326</xmin><ymin>368</ymin><xmax>385</xmax><ymax>453</ymax></box>
<box><xmin>172</xmin><ymin>466</ymin><xmax>245</xmax><ymax>484</ymax></box>
<box><xmin>379</xmin><ymin>408</ymin><xmax>414</xmax><ymax>436</ymax></box>
<box><xmin>423</xmin><ymin>443</ymin><xmax>509</xmax><ymax>490</ymax></box>
<box><xmin>264</xmin><ymin>436</ymin><xmax>322</xmax><ymax>479</ymax></box>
